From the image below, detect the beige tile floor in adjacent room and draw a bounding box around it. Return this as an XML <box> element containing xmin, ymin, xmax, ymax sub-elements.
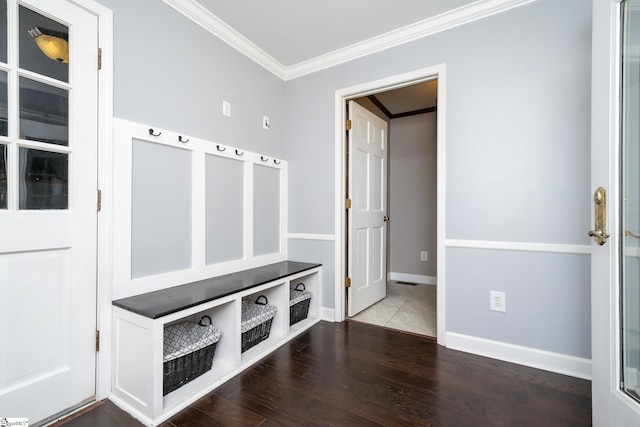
<box><xmin>350</xmin><ymin>280</ymin><xmax>437</xmax><ymax>337</ymax></box>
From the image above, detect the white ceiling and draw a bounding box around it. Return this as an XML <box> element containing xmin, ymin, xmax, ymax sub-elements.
<box><xmin>193</xmin><ymin>0</ymin><xmax>478</xmax><ymax>67</ymax></box>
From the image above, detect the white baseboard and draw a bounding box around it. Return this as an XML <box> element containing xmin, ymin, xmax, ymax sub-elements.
<box><xmin>388</xmin><ymin>272</ymin><xmax>437</xmax><ymax>285</ymax></box>
<box><xmin>445</xmin><ymin>332</ymin><xmax>591</xmax><ymax>380</ymax></box>
<box><xmin>321</xmin><ymin>307</ymin><xmax>335</xmax><ymax>322</ymax></box>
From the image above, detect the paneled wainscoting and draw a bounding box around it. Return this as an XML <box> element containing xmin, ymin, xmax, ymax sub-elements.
<box><xmin>52</xmin><ymin>321</ymin><xmax>591</xmax><ymax>426</ymax></box>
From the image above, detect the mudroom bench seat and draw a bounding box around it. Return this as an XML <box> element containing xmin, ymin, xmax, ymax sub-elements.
<box><xmin>110</xmin><ymin>261</ymin><xmax>321</xmax><ymax>426</ymax></box>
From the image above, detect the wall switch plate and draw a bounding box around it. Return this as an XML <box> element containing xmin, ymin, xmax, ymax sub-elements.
<box><xmin>223</xmin><ymin>101</ymin><xmax>231</xmax><ymax>117</ymax></box>
<box><xmin>490</xmin><ymin>291</ymin><xmax>506</xmax><ymax>312</ymax></box>
<box><xmin>420</xmin><ymin>251</ymin><xmax>428</xmax><ymax>261</ymax></box>
<box><xmin>263</xmin><ymin>115</ymin><xmax>270</xmax><ymax>130</ymax></box>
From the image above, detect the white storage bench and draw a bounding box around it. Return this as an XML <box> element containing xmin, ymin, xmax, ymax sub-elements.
<box><xmin>110</xmin><ymin>261</ymin><xmax>321</xmax><ymax>426</ymax></box>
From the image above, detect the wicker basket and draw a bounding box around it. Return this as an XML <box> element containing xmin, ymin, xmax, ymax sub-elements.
<box><xmin>163</xmin><ymin>315</ymin><xmax>222</xmax><ymax>395</ymax></box>
<box><xmin>289</xmin><ymin>283</ymin><xmax>312</xmax><ymax>326</ymax></box>
<box><xmin>241</xmin><ymin>295</ymin><xmax>277</xmax><ymax>353</ymax></box>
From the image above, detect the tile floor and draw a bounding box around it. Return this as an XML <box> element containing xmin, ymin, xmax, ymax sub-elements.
<box><xmin>350</xmin><ymin>281</ymin><xmax>437</xmax><ymax>337</ymax></box>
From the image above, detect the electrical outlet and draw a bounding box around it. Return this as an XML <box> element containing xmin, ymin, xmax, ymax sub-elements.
<box><xmin>223</xmin><ymin>100</ymin><xmax>231</xmax><ymax>117</ymax></box>
<box><xmin>420</xmin><ymin>251</ymin><xmax>428</xmax><ymax>261</ymax></box>
<box><xmin>263</xmin><ymin>115</ymin><xmax>271</xmax><ymax>130</ymax></box>
<box><xmin>490</xmin><ymin>291</ymin><xmax>506</xmax><ymax>312</ymax></box>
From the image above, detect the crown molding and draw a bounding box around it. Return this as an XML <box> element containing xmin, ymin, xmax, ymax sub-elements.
<box><xmin>162</xmin><ymin>0</ymin><xmax>287</xmax><ymax>79</ymax></box>
<box><xmin>285</xmin><ymin>0</ymin><xmax>538</xmax><ymax>79</ymax></box>
<box><xmin>164</xmin><ymin>0</ymin><xmax>538</xmax><ymax>81</ymax></box>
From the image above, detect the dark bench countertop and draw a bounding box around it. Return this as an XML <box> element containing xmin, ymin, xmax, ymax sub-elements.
<box><xmin>112</xmin><ymin>261</ymin><xmax>321</xmax><ymax>319</ymax></box>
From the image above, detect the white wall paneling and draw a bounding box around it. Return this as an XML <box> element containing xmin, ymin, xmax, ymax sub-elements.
<box><xmin>113</xmin><ymin>119</ymin><xmax>288</xmax><ymax>299</ymax></box>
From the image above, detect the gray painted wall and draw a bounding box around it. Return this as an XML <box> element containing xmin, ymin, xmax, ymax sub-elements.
<box><xmin>96</xmin><ymin>0</ymin><xmax>592</xmax><ymax>359</ymax></box>
<box><xmin>286</xmin><ymin>0</ymin><xmax>592</xmax><ymax>358</ymax></box>
<box><xmin>131</xmin><ymin>139</ymin><xmax>192</xmax><ymax>278</ymax></box>
<box><xmin>388</xmin><ymin>113</ymin><xmax>437</xmax><ymax>278</ymax></box>
<box><xmin>96</xmin><ymin>0</ymin><xmax>286</xmax><ymax>158</ymax></box>
<box><xmin>446</xmin><ymin>248</ymin><xmax>591</xmax><ymax>357</ymax></box>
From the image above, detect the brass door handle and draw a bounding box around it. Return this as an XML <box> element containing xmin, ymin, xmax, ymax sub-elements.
<box><xmin>383</xmin><ymin>215</ymin><xmax>390</xmax><ymax>222</ymax></box>
<box><xmin>588</xmin><ymin>187</ymin><xmax>609</xmax><ymax>246</ymax></box>
<box><xmin>625</xmin><ymin>230</ymin><xmax>640</xmax><ymax>239</ymax></box>
<box><xmin>589</xmin><ymin>229</ymin><xmax>610</xmax><ymax>239</ymax></box>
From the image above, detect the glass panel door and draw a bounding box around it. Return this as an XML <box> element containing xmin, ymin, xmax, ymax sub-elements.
<box><xmin>621</xmin><ymin>0</ymin><xmax>640</xmax><ymax>402</ymax></box>
<box><xmin>0</xmin><ymin>0</ymin><xmax>99</xmax><ymax>423</ymax></box>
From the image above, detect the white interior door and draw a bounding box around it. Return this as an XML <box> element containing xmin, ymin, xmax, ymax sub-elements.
<box><xmin>347</xmin><ymin>100</ymin><xmax>388</xmax><ymax>316</ymax></box>
<box><xmin>592</xmin><ymin>0</ymin><xmax>640</xmax><ymax>425</ymax></box>
<box><xmin>0</xmin><ymin>0</ymin><xmax>98</xmax><ymax>424</ymax></box>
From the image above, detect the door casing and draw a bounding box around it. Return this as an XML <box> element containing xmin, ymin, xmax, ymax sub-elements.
<box><xmin>64</xmin><ymin>0</ymin><xmax>113</xmax><ymax>402</ymax></box>
<box><xmin>333</xmin><ymin>64</ymin><xmax>447</xmax><ymax>345</ymax></box>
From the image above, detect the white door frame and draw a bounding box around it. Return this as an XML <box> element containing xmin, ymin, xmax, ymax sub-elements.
<box><xmin>333</xmin><ymin>64</ymin><xmax>447</xmax><ymax>345</ymax></box>
<box><xmin>65</xmin><ymin>0</ymin><xmax>113</xmax><ymax>402</ymax></box>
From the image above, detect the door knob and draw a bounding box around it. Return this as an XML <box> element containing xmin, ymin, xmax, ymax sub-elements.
<box><xmin>383</xmin><ymin>215</ymin><xmax>390</xmax><ymax>222</ymax></box>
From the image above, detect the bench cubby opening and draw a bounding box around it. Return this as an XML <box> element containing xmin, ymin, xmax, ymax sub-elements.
<box><xmin>288</xmin><ymin>272</ymin><xmax>319</xmax><ymax>333</ymax></box>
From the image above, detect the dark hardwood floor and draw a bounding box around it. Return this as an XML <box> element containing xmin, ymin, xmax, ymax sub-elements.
<box><xmin>52</xmin><ymin>321</ymin><xmax>592</xmax><ymax>426</ymax></box>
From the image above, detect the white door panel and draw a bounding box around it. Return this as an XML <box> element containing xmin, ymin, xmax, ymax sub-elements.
<box><xmin>0</xmin><ymin>0</ymin><xmax>98</xmax><ymax>423</ymax></box>
<box><xmin>348</xmin><ymin>101</ymin><xmax>388</xmax><ymax>316</ymax></box>
<box><xmin>2</xmin><ymin>250</ymin><xmax>70</xmax><ymax>382</ymax></box>
<box><xmin>592</xmin><ymin>0</ymin><xmax>640</xmax><ymax>425</ymax></box>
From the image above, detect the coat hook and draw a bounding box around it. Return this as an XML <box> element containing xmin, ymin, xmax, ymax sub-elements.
<box><xmin>273</xmin><ymin>159</ymin><xmax>281</xmax><ymax>165</ymax></box>
<box><xmin>148</xmin><ymin>128</ymin><xmax>161</xmax><ymax>137</ymax></box>
<box><xmin>178</xmin><ymin>135</ymin><xmax>189</xmax><ymax>143</ymax></box>
<box><xmin>217</xmin><ymin>145</ymin><xmax>226</xmax><ymax>152</ymax></box>
<box><xmin>235</xmin><ymin>149</ymin><xmax>244</xmax><ymax>156</ymax></box>
<box><xmin>261</xmin><ymin>156</ymin><xmax>269</xmax><ymax>162</ymax></box>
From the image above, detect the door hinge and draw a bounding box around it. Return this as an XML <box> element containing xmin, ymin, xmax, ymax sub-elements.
<box><xmin>97</xmin><ymin>189</ymin><xmax>102</xmax><ymax>212</ymax></box>
<box><xmin>346</xmin><ymin>119</ymin><xmax>352</xmax><ymax>130</ymax></box>
<box><xmin>96</xmin><ymin>330</ymin><xmax>100</xmax><ymax>352</ymax></box>
<box><xmin>98</xmin><ymin>48</ymin><xmax>102</xmax><ymax>70</ymax></box>
<box><xmin>345</xmin><ymin>198</ymin><xmax>352</xmax><ymax>209</ymax></box>
<box><xmin>345</xmin><ymin>277</ymin><xmax>351</xmax><ymax>288</ymax></box>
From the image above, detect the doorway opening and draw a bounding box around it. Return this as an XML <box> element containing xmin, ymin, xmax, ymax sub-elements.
<box><xmin>347</xmin><ymin>80</ymin><xmax>438</xmax><ymax>338</ymax></box>
<box><xmin>333</xmin><ymin>65</ymin><xmax>447</xmax><ymax>346</ymax></box>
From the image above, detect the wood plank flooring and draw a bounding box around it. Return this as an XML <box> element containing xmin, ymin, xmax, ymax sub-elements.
<box><xmin>52</xmin><ymin>321</ymin><xmax>592</xmax><ymax>426</ymax></box>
